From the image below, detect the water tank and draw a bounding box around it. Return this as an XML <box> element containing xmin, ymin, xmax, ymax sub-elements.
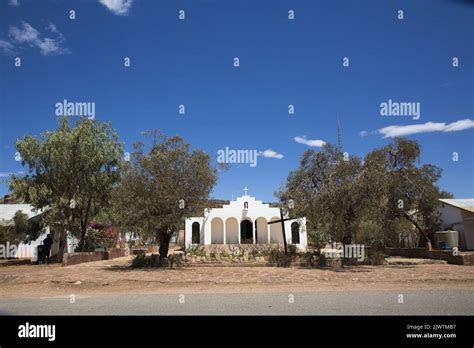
<box><xmin>434</xmin><ymin>230</ymin><xmax>459</xmax><ymax>250</ymax></box>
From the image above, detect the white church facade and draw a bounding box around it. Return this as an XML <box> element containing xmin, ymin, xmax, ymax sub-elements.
<box><xmin>185</xmin><ymin>192</ymin><xmax>307</xmax><ymax>251</ymax></box>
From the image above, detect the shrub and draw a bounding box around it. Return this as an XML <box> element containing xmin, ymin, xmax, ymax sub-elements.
<box><xmin>356</xmin><ymin>220</ymin><xmax>384</xmax><ymax>249</ymax></box>
<box><xmin>268</xmin><ymin>249</ymin><xmax>292</xmax><ymax>267</ymax></box>
<box><xmin>308</xmin><ymin>229</ymin><xmax>328</xmax><ymax>251</ymax></box>
<box><xmin>186</xmin><ymin>246</ymin><xmax>206</xmax><ymax>257</ymax></box>
<box><xmin>131</xmin><ymin>253</ymin><xmax>156</xmax><ymax>268</ymax></box>
<box><xmin>288</xmin><ymin>244</ymin><xmax>298</xmax><ymax>255</ymax></box>
<box><xmin>365</xmin><ymin>249</ymin><xmax>386</xmax><ymax>265</ymax></box>
<box><xmin>131</xmin><ymin>253</ymin><xmax>183</xmax><ymax>268</ymax></box>
<box><xmin>168</xmin><ymin>254</ymin><xmax>184</xmax><ymax>268</ymax></box>
<box><xmin>76</xmin><ymin>225</ymin><xmax>118</xmax><ymax>252</ymax></box>
<box><xmin>317</xmin><ymin>253</ymin><xmax>327</xmax><ymax>267</ymax></box>
<box><xmin>301</xmin><ymin>251</ymin><xmax>316</xmax><ymax>267</ymax></box>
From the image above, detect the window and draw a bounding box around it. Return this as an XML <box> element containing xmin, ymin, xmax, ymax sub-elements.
<box><xmin>192</xmin><ymin>222</ymin><xmax>200</xmax><ymax>244</ymax></box>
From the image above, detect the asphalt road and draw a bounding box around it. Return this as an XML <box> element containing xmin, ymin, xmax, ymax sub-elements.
<box><xmin>0</xmin><ymin>289</ymin><xmax>473</xmax><ymax>315</ymax></box>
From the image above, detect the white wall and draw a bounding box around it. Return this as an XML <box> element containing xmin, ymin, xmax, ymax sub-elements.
<box><xmin>185</xmin><ymin>217</ymin><xmax>204</xmax><ymax>248</ymax></box>
<box><xmin>13</xmin><ymin>227</ymin><xmax>77</xmax><ymax>260</ymax></box>
<box><xmin>438</xmin><ymin>203</ymin><xmax>474</xmax><ymax>250</ymax></box>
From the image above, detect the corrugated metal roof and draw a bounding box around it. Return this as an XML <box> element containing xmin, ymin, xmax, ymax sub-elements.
<box><xmin>0</xmin><ymin>204</ymin><xmax>44</xmax><ymax>223</ymax></box>
<box><xmin>439</xmin><ymin>199</ymin><xmax>474</xmax><ymax>213</ymax></box>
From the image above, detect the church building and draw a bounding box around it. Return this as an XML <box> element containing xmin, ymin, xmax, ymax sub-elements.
<box><xmin>185</xmin><ymin>189</ymin><xmax>307</xmax><ymax>250</ymax></box>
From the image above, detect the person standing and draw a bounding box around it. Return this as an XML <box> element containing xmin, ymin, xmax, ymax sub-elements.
<box><xmin>42</xmin><ymin>234</ymin><xmax>54</xmax><ymax>264</ymax></box>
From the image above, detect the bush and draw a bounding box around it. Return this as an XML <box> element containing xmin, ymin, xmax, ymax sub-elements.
<box><xmin>131</xmin><ymin>253</ymin><xmax>183</xmax><ymax>268</ymax></box>
<box><xmin>301</xmin><ymin>251</ymin><xmax>316</xmax><ymax>267</ymax></box>
<box><xmin>131</xmin><ymin>253</ymin><xmax>158</xmax><ymax>268</ymax></box>
<box><xmin>317</xmin><ymin>253</ymin><xmax>327</xmax><ymax>267</ymax></box>
<box><xmin>316</xmin><ymin>253</ymin><xmax>343</xmax><ymax>268</ymax></box>
<box><xmin>365</xmin><ymin>249</ymin><xmax>386</xmax><ymax>265</ymax></box>
<box><xmin>308</xmin><ymin>229</ymin><xmax>328</xmax><ymax>251</ymax></box>
<box><xmin>268</xmin><ymin>249</ymin><xmax>292</xmax><ymax>267</ymax></box>
<box><xmin>168</xmin><ymin>254</ymin><xmax>184</xmax><ymax>268</ymax></box>
<box><xmin>186</xmin><ymin>246</ymin><xmax>206</xmax><ymax>257</ymax></box>
<box><xmin>356</xmin><ymin>220</ymin><xmax>384</xmax><ymax>249</ymax></box>
<box><xmin>288</xmin><ymin>244</ymin><xmax>298</xmax><ymax>255</ymax></box>
<box><xmin>77</xmin><ymin>225</ymin><xmax>118</xmax><ymax>252</ymax></box>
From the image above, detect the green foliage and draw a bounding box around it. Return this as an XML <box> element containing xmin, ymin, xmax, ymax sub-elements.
<box><xmin>301</xmin><ymin>251</ymin><xmax>317</xmax><ymax>267</ymax></box>
<box><xmin>131</xmin><ymin>253</ymin><xmax>159</xmax><ymax>268</ymax></box>
<box><xmin>111</xmin><ymin>131</ymin><xmax>217</xmax><ymax>259</ymax></box>
<box><xmin>317</xmin><ymin>253</ymin><xmax>327</xmax><ymax>267</ymax></box>
<box><xmin>365</xmin><ymin>249</ymin><xmax>386</xmax><ymax>265</ymax></box>
<box><xmin>268</xmin><ymin>249</ymin><xmax>292</xmax><ymax>267</ymax></box>
<box><xmin>131</xmin><ymin>253</ymin><xmax>183</xmax><ymax>268</ymax></box>
<box><xmin>13</xmin><ymin>211</ymin><xmax>29</xmax><ymax>236</ymax></box>
<box><xmin>382</xmin><ymin>218</ymin><xmax>414</xmax><ymax>248</ymax></box>
<box><xmin>9</xmin><ymin>117</ymin><xmax>124</xmax><ymax>255</ymax></box>
<box><xmin>307</xmin><ymin>229</ymin><xmax>327</xmax><ymax>252</ymax></box>
<box><xmin>277</xmin><ymin>143</ymin><xmax>365</xmax><ymax>245</ymax></box>
<box><xmin>356</xmin><ymin>220</ymin><xmax>384</xmax><ymax>249</ymax></box>
<box><xmin>288</xmin><ymin>244</ymin><xmax>298</xmax><ymax>255</ymax></box>
<box><xmin>76</xmin><ymin>225</ymin><xmax>118</xmax><ymax>252</ymax></box>
<box><xmin>186</xmin><ymin>246</ymin><xmax>207</xmax><ymax>257</ymax></box>
<box><xmin>0</xmin><ymin>224</ymin><xmax>17</xmax><ymax>245</ymax></box>
<box><xmin>278</xmin><ymin>138</ymin><xmax>448</xmax><ymax>249</ymax></box>
<box><xmin>0</xmin><ymin>211</ymin><xmax>43</xmax><ymax>245</ymax></box>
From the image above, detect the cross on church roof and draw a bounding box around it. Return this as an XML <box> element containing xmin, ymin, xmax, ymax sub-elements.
<box><xmin>243</xmin><ymin>186</ymin><xmax>249</xmax><ymax>195</ymax></box>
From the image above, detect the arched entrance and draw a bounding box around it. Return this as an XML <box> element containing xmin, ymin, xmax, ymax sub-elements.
<box><xmin>211</xmin><ymin>218</ymin><xmax>224</xmax><ymax>244</ymax></box>
<box><xmin>256</xmin><ymin>217</ymin><xmax>268</xmax><ymax>243</ymax></box>
<box><xmin>291</xmin><ymin>221</ymin><xmax>300</xmax><ymax>244</ymax></box>
<box><xmin>240</xmin><ymin>219</ymin><xmax>253</xmax><ymax>244</ymax></box>
<box><xmin>225</xmin><ymin>217</ymin><xmax>239</xmax><ymax>244</ymax></box>
<box><xmin>192</xmin><ymin>221</ymin><xmax>200</xmax><ymax>244</ymax></box>
<box><xmin>270</xmin><ymin>217</ymin><xmax>283</xmax><ymax>243</ymax></box>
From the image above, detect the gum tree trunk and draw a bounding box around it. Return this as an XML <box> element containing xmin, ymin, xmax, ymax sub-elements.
<box><xmin>158</xmin><ymin>231</ymin><xmax>171</xmax><ymax>265</ymax></box>
<box><xmin>56</xmin><ymin>228</ymin><xmax>68</xmax><ymax>263</ymax></box>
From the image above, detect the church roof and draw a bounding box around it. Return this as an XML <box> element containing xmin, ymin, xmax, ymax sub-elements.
<box><xmin>439</xmin><ymin>199</ymin><xmax>474</xmax><ymax>213</ymax></box>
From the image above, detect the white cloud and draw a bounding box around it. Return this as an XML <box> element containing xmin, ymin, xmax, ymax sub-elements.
<box><xmin>9</xmin><ymin>0</ymin><xmax>20</xmax><ymax>7</ymax></box>
<box><xmin>9</xmin><ymin>22</ymin><xmax>39</xmax><ymax>43</ymax></box>
<box><xmin>443</xmin><ymin>119</ymin><xmax>474</xmax><ymax>132</ymax></box>
<box><xmin>0</xmin><ymin>40</ymin><xmax>15</xmax><ymax>55</ymax></box>
<box><xmin>294</xmin><ymin>136</ymin><xmax>326</xmax><ymax>147</ymax></box>
<box><xmin>259</xmin><ymin>149</ymin><xmax>284</xmax><ymax>159</ymax></box>
<box><xmin>47</xmin><ymin>23</ymin><xmax>59</xmax><ymax>34</ymax></box>
<box><xmin>0</xmin><ymin>172</ymin><xmax>12</xmax><ymax>178</ymax></box>
<box><xmin>8</xmin><ymin>21</ymin><xmax>69</xmax><ymax>56</ymax></box>
<box><xmin>359</xmin><ymin>130</ymin><xmax>368</xmax><ymax>137</ymax></box>
<box><xmin>377</xmin><ymin>119</ymin><xmax>474</xmax><ymax>138</ymax></box>
<box><xmin>99</xmin><ymin>0</ymin><xmax>133</xmax><ymax>16</ymax></box>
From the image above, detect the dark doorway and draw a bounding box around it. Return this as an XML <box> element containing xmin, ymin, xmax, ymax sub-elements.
<box><xmin>240</xmin><ymin>220</ymin><xmax>253</xmax><ymax>244</ymax></box>
<box><xmin>291</xmin><ymin>222</ymin><xmax>300</xmax><ymax>244</ymax></box>
<box><xmin>192</xmin><ymin>222</ymin><xmax>200</xmax><ymax>244</ymax></box>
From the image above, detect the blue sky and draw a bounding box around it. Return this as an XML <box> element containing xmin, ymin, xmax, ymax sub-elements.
<box><xmin>0</xmin><ymin>0</ymin><xmax>473</xmax><ymax>202</ymax></box>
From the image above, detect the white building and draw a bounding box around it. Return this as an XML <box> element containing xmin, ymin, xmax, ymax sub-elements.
<box><xmin>185</xmin><ymin>192</ymin><xmax>307</xmax><ymax>251</ymax></box>
<box><xmin>0</xmin><ymin>204</ymin><xmax>77</xmax><ymax>260</ymax></box>
<box><xmin>438</xmin><ymin>199</ymin><xmax>474</xmax><ymax>251</ymax></box>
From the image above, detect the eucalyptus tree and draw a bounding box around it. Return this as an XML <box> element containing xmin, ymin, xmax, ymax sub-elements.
<box><xmin>10</xmin><ymin>117</ymin><xmax>124</xmax><ymax>260</ymax></box>
<box><xmin>278</xmin><ymin>138</ymin><xmax>447</xmax><ymax>249</ymax></box>
<box><xmin>363</xmin><ymin>138</ymin><xmax>445</xmax><ymax>249</ymax></box>
<box><xmin>277</xmin><ymin>143</ymin><xmax>365</xmax><ymax>244</ymax></box>
<box><xmin>111</xmin><ymin>131</ymin><xmax>217</xmax><ymax>263</ymax></box>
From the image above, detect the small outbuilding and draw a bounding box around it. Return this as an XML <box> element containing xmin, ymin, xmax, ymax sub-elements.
<box><xmin>0</xmin><ymin>204</ymin><xmax>76</xmax><ymax>260</ymax></box>
<box><xmin>437</xmin><ymin>199</ymin><xmax>474</xmax><ymax>251</ymax></box>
